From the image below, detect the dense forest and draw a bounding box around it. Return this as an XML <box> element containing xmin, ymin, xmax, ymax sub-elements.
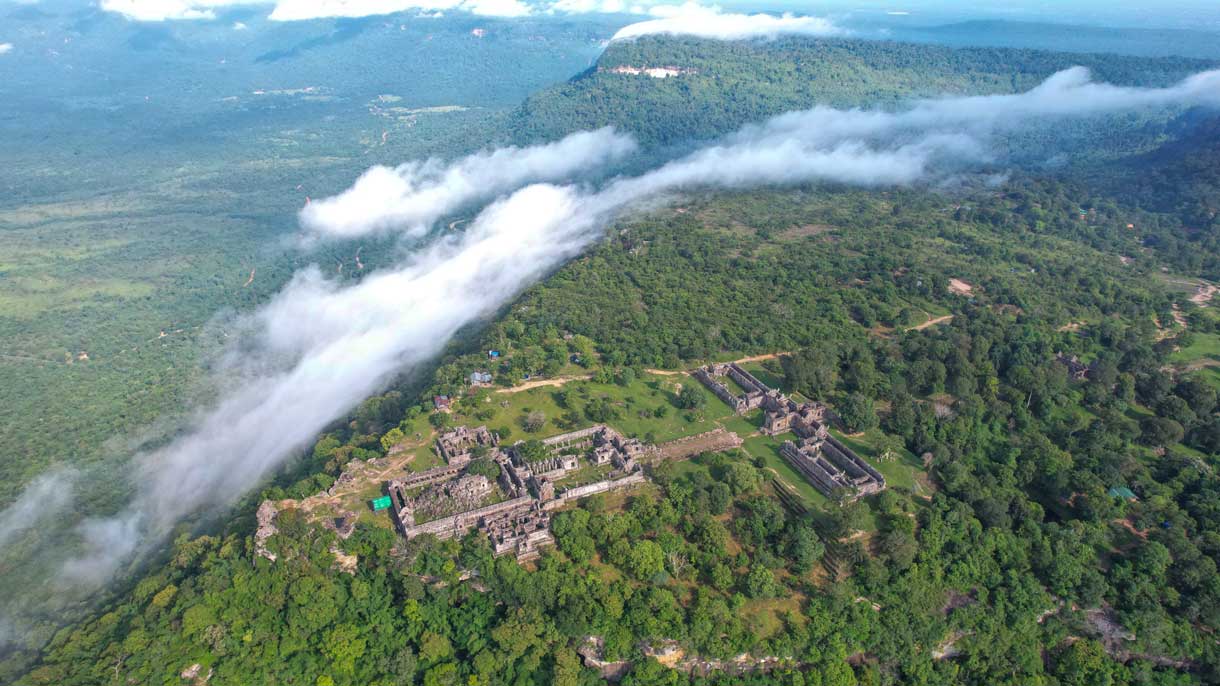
<box><xmin>15</xmin><ymin>170</ymin><xmax>1220</xmax><ymax>684</ymax></box>
<box><xmin>7</xmin><ymin>30</ymin><xmax>1220</xmax><ymax>686</ymax></box>
<box><xmin>508</xmin><ymin>36</ymin><xmax>1217</xmax><ymax>149</ymax></box>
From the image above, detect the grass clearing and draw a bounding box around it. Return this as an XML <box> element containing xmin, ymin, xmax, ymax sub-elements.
<box><xmin>740</xmin><ymin>594</ymin><xmax>805</xmax><ymax>640</ymax></box>
<box><xmin>739</xmin><ymin>361</ymin><xmax>786</xmax><ymax>392</ymax></box>
<box><xmin>1170</xmin><ymin>332</ymin><xmax>1220</xmax><ymax>365</ymax></box>
<box><xmin>447</xmin><ymin>372</ymin><xmax>738</xmax><ymax>444</ymax></box>
<box><xmin>830</xmin><ymin>428</ymin><xmax>925</xmax><ymax>492</ymax></box>
<box><xmin>722</xmin><ymin>411</ymin><xmax>763</xmax><ymax>437</ymax></box>
<box><xmin>1170</xmin><ymin>332</ymin><xmax>1220</xmax><ymax>389</ymax></box>
<box><xmin>742</xmin><ymin>434</ymin><xmax>830</xmax><ymax>507</ymax></box>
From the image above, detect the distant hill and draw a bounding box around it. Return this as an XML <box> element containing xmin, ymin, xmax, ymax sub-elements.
<box><xmin>507</xmin><ymin>36</ymin><xmax>1217</xmax><ymax>149</ymax></box>
<box><xmin>1094</xmin><ymin>111</ymin><xmax>1220</xmax><ymax>273</ymax></box>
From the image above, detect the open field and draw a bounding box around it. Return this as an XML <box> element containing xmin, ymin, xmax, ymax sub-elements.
<box><xmin>1170</xmin><ymin>332</ymin><xmax>1220</xmax><ymax>389</ymax></box>
<box><xmin>742</xmin><ymin>434</ymin><xmax>831</xmax><ymax>507</ymax></box>
<box><xmin>831</xmin><ymin>428</ymin><xmax>927</xmax><ymax>493</ymax></box>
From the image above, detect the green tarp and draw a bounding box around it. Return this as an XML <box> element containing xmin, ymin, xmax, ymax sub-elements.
<box><xmin>371</xmin><ymin>496</ymin><xmax>392</xmax><ymax>511</ymax></box>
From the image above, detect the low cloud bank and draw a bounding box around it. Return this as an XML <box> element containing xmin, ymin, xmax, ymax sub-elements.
<box><xmin>17</xmin><ymin>66</ymin><xmax>1217</xmax><ymax>600</ymax></box>
<box><xmin>93</xmin><ymin>0</ymin><xmax>844</xmax><ymax>31</ymax></box>
<box><xmin>58</xmin><ymin>182</ymin><xmax>616</xmax><ymax>585</ymax></box>
<box><xmin>299</xmin><ymin>128</ymin><xmax>636</xmax><ymax>243</ymax></box>
<box><xmin>269</xmin><ymin>0</ymin><xmax>531</xmax><ymax>21</ymax></box>
<box><xmin>0</xmin><ymin>470</ymin><xmax>76</xmax><ymax>551</ymax></box>
<box><xmin>99</xmin><ymin>0</ymin><xmax>260</xmax><ymax>21</ymax></box>
<box><xmin>0</xmin><ymin>43</ymin><xmax>13</xmax><ymax>55</ymax></box>
<box><xmin>97</xmin><ymin>0</ymin><xmax>536</xmax><ymax>21</ymax></box>
<box><xmin>611</xmin><ymin>3</ymin><xmax>847</xmax><ymax>42</ymax></box>
<box><xmin>546</xmin><ymin>0</ymin><xmax>629</xmax><ymax>13</ymax></box>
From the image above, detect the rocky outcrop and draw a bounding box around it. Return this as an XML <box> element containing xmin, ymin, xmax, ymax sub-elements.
<box><xmin>254</xmin><ymin>501</ymin><xmax>279</xmax><ymax>562</ymax></box>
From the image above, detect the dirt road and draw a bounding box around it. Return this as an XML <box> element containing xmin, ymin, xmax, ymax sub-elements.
<box><xmin>907</xmin><ymin>314</ymin><xmax>953</xmax><ymax>332</ymax></box>
<box><xmin>495</xmin><ymin>374</ymin><xmax>592</xmax><ymax>394</ymax></box>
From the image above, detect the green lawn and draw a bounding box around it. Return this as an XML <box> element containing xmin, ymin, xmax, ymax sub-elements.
<box><xmin>1170</xmin><ymin>332</ymin><xmax>1220</xmax><ymax>390</ymax></box>
<box><xmin>445</xmin><ymin>372</ymin><xmax>738</xmax><ymax>446</ymax></box>
<box><xmin>718</xmin><ymin>372</ymin><xmax>752</xmax><ymax>397</ymax></box>
<box><xmin>1170</xmin><ymin>332</ymin><xmax>1220</xmax><ymax>364</ymax></box>
<box><xmin>658</xmin><ymin>457</ymin><xmax>713</xmax><ymax>483</ymax></box>
<box><xmin>830</xmin><ymin>428</ymin><xmax>925</xmax><ymax>492</ymax></box>
<box><xmin>739</xmin><ymin>362</ymin><xmax>786</xmax><ymax>392</ymax></box>
<box><xmin>721</xmin><ymin>411</ymin><xmax>763</xmax><ymax>437</ymax></box>
<box><xmin>742</xmin><ymin>434</ymin><xmax>830</xmax><ymax>507</ymax></box>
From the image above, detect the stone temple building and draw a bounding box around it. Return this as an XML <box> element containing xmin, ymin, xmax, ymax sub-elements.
<box><xmin>693</xmin><ymin>361</ymin><xmax>884</xmax><ymax>501</ymax></box>
<box><xmin>386</xmin><ymin>424</ymin><xmax>651</xmax><ymax>561</ymax></box>
<box><xmin>780</xmin><ymin>435</ymin><xmax>885</xmax><ymax>501</ymax></box>
<box><xmin>435</xmin><ymin>425</ymin><xmax>499</xmax><ymax>466</ymax></box>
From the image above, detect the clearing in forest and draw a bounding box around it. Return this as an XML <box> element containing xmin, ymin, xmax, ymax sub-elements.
<box><xmin>948</xmin><ymin>278</ymin><xmax>974</xmax><ymax>296</ymax></box>
<box><xmin>907</xmin><ymin>314</ymin><xmax>954</xmax><ymax>331</ymax></box>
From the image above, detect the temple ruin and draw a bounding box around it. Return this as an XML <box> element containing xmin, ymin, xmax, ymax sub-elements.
<box><xmin>386</xmin><ymin>424</ymin><xmax>655</xmax><ymax>561</ymax></box>
<box><xmin>694</xmin><ymin>362</ymin><xmax>885</xmax><ymax>501</ymax></box>
<box><xmin>1056</xmin><ymin>353</ymin><xmax>1094</xmax><ymax>381</ymax></box>
<box><xmin>780</xmin><ymin>436</ymin><xmax>885</xmax><ymax>501</ymax></box>
<box><xmin>435</xmin><ymin>424</ymin><xmax>499</xmax><ymax>466</ymax></box>
<box><xmin>693</xmin><ymin>362</ymin><xmax>778</xmax><ymax>413</ymax></box>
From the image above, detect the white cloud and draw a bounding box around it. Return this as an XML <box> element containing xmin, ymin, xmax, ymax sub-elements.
<box><xmin>51</xmin><ymin>67</ymin><xmax>1220</xmax><ymax>590</ymax></box>
<box><xmin>95</xmin><ymin>0</ymin><xmax>535</xmax><ymax>21</ymax></box>
<box><xmin>99</xmin><ymin>0</ymin><xmax>262</xmax><ymax>21</ymax></box>
<box><xmin>547</xmin><ymin>0</ymin><xmax>629</xmax><ymax>13</ymax></box>
<box><xmin>299</xmin><ymin>127</ymin><xmax>636</xmax><ymax>242</ymax></box>
<box><xmin>267</xmin><ymin>0</ymin><xmax>529</xmax><ymax>21</ymax></box>
<box><xmin>60</xmin><ymin>181</ymin><xmax>615</xmax><ymax>584</ymax></box>
<box><xmin>0</xmin><ymin>471</ymin><xmax>76</xmax><ymax>551</ymax></box>
<box><xmin>612</xmin><ymin>2</ymin><xmax>846</xmax><ymax>41</ymax></box>
<box><xmin>233</xmin><ymin>20</ymin><xmax>248</xmax><ymax>29</ymax></box>
<box><xmin>92</xmin><ymin>0</ymin><xmax>834</xmax><ymax>24</ymax></box>
<box><xmin>464</xmin><ymin>0</ymin><xmax>531</xmax><ymax>17</ymax></box>
<box><xmin>0</xmin><ymin>43</ymin><xmax>13</xmax><ymax>55</ymax></box>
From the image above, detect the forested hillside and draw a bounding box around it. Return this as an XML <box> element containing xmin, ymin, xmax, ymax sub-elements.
<box><xmin>508</xmin><ymin>36</ymin><xmax>1216</xmax><ymax>148</ymax></box>
<box><xmin>507</xmin><ymin>35</ymin><xmax>1220</xmax><ymax>283</ymax></box>
<box><xmin>1099</xmin><ymin>112</ymin><xmax>1220</xmax><ymax>277</ymax></box>
<box><xmin>18</xmin><ymin>175</ymin><xmax>1220</xmax><ymax>684</ymax></box>
<box><xmin>9</xmin><ymin>31</ymin><xmax>1220</xmax><ymax>686</ymax></box>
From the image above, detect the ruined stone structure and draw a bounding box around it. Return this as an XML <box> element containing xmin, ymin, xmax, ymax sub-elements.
<box><xmin>695</xmin><ymin>361</ymin><xmax>883</xmax><ymax>501</ymax></box>
<box><xmin>543</xmin><ymin>425</ymin><xmax>601</xmax><ymax>451</ymax></box>
<box><xmin>393</xmin><ymin>463</ymin><xmax>463</xmax><ymax>490</ymax></box>
<box><xmin>387</xmin><ymin>423</ymin><xmax>652</xmax><ymax>561</ymax></box>
<box><xmin>390</xmin><ymin>473</ymin><xmax>493</xmax><ymax>527</ymax></box>
<box><xmin>322</xmin><ymin>511</ymin><xmax>357</xmax><ymax>540</ymax></box>
<box><xmin>780</xmin><ymin>435</ymin><xmax>885</xmax><ymax>501</ymax></box>
<box><xmin>255</xmin><ymin>500</ymin><xmax>280</xmax><ymax>562</ymax></box>
<box><xmin>435</xmin><ymin>425</ymin><xmax>499</xmax><ymax>466</ymax></box>
<box><xmin>528</xmin><ymin>454</ymin><xmax>581</xmax><ymax>479</ymax></box>
<box><xmin>482</xmin><ymin>503</ymin><xmax>554</xmax><ymax>560</ymax></box>
<box><xmin>694</xmin><ymin>362</ymin><xmax>774</xmax><ymax>413</ymax></box>
<box><xmin>589</xmin><ymin>424</ymin><xmax>655</xmax><ymax>470</ymax></box>
<box><xmin>1056</xmin><ymin>353</ymin><xmax>1094</xmax><ymax>381</ymax></box>
<box><xmin>542</xmin><ymin>472</ymin><xmax>649</xmax><ymax>510</ymax></box>
<box><xmin>498</xmin><ymin>453</ymin><xmax>532</xmax><ymax>499</ymax></box>
<box><xmin>656</xmin><ymin>428</ymin><xmax>744</xmax><ymax>461</ymax></box>
<box><xmin>762</xmin><ymin>398</ymin><xmax>831</xmax><ymax>438</ymax></box>
<box><xmin>398</xmin><ymin>495</ymin><xmax>535</xmax><ymax>540</ymax></box>
<box><xmin>531</xmin><ymin>476</ymin><xmax>556</xmax><ymax>502</ymax></box>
